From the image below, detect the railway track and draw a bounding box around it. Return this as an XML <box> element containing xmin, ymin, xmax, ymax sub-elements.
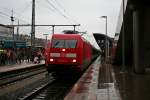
<box><xmin>19</xmin><ymin>76</ymin><xmax>79</xmax><ymax>100</ymax></box>
<box><xmin>0</xmin><ymin>64</ymin><xmax>82</xmax><ymax>100</ymax></box>
<box><xmin>0</xmin><ymin>66</ymin><xmax>51</xmax><ymax>100</ymax></box>
<box><xmin>0</xmin><ymin>65</ymin><xmax>46</xmax><ymax>87</ymax></box>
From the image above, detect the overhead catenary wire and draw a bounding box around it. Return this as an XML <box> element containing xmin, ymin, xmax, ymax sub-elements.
<box><xmin>36</xmin><ymin>0</ymin><xmax>56</xmax><ymax>16</ymax></box>
<box><xmin>45</xmin><ymin>0</ymin><xmax>78</xmax><ymax>25</ymax></box>
<box><xmin>36</xmin><ymin>0</ymin><xmax>75</xmax><ymax>32</ymax></box>
<box><xmin>1</xmin><ymin>0</ymin><xmax>81</xmax><ymax>29</ymax></box>
<box><xmin>51</xmin><ymin>0</ymin><xmax>80</xmax><ymax>25</ymax></box>
<box><xmin>0</xmin><ymin>14</ymin><xmax>8</xmax><ymax>19</ymax></box>
<box><xmin>53</xmin><ymin>0</ymin><xmax>65</xmax><ymax>12</ymax></box>
<box><xmin>0</xmin><ymin>11</ymin><xmax>10</xmax><ymax>17</ymax></box>
<box><xmin>48</xmin><ymin>0</ymin><xmax>86</xmax><ymax>31</ymax></box>
<box><xmin>42</xmin><ymin>0</ymin><xmax>86</xmax><ymax>32</ymax></box>
<box><xmin>0</xmin><ymin>0</ymin><xmax>84</xmax><ymax>35</ymax></box>
<box><xmin>0</xmin><ymin>5</ymin><xmax>50</xmax><ymax>36</ymax></box>
<box><xmin>1</xmin><ymin>0</ymin><xmax>77</xmax><ymax>25</ymax></box>
<box><xmin>0</xmin><ymin>7</ymin><xmax>30</xmax><ymax>19</ymax></box>
<box><xmin>16</xmin><ymin>1</ymin><xmax>32</xmax><ymax>18</ymax></box>
<box><xmin>0</xmin><ymin>7</ymin><xmax>31</xmax><ymax>25</ymax></box>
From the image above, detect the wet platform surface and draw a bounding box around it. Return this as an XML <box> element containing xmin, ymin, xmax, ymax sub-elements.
<box><xmin>65</xmin><ymin>57</ymin><xmax>150</xmax><ymax>100</ymax></box>
<box><xmin>65</xmin><ymin>57</ymin><xmax>121</xmax><ymax>100</ymax></box>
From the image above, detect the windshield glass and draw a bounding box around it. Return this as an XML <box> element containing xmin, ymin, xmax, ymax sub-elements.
<box><xmin>65</xmin><ymin>40</ymin><xmax>77</xmax><ymax>48</ymax></box>
<box><xmin>52</xmin><ymin>39</ymin><xmax>64</xmax><ymax>48</ymax></box>
<box><xmin>52</xmin><ymin>39</ymin><xmax>77</xmax><ymax>48</ymax></box>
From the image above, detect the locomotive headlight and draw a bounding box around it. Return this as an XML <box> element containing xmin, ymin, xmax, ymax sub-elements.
<box><xmin>66</xmin><ymin>53</ymin><xmax>76</xmax><ymax>58</ymax></box>
<box><xmin>50</xmin><ymin>53</ymin><xmax>60</xmax><ymax>57</ymax></box>
<box><xmin>50</xmin><ymin>58</ymin><xmax>54</xmax><ymax>62</ymax></box>
<box><xmin>62</xmin><ymin>48</ymin><xmax>66</xmax><ymax>52</ymax></box>
<box><xmin>72</xmin><ymin>59</ymin><xmax>77</xmax><ymax>62</ymax></box>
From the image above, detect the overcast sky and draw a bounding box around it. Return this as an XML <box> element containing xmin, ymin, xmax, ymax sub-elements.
<box><xmin>0</xmin><ymin>0</ymin><xmax>122</xmax><ymax>48</ymax></box>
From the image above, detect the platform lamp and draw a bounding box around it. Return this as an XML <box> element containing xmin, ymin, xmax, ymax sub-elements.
<box><xmin>101</xmin><ymin>16</ymin><xmax>108</xmax><ymax>63</ymax></box>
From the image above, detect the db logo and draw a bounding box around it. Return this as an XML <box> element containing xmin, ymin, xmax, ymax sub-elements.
<box><xmin>61</xmin><ymin>53</ymin><xmax>65</xmax><ymax>57</ymax></box>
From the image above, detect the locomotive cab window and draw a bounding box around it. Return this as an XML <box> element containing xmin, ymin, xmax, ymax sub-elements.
<box><xmin>65</xmin><ymin>40</ymin><xmax>77</xmax><ymax>48</ymax></box>
<box><xmin>52</xmin><ymin>39</ymin><xmax>77</xmax><ymax>48</ymax></box>
<box><xmin>52</xmin><ymin>39</ymin><xmax>64</xmax><ymax>48</ymax></box>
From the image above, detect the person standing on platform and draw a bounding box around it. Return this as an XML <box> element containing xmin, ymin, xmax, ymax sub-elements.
<box><xmin>1</xmin><ymin>50</ymin><xmax>7</xmax><ymax>65</ymax></box>
<box><xmin>37</xmin><ymin>50</ymin><xmax>42</xmax><ymax>63</ymax></box>
<box><xmin>26</xmin><ymin>48</ymin><xmax>30</xmax><ymax>63</ymax></box>
<box><xmin>6</xmin><ymin>49</ymin><xmax>11</xmax><ymax>65</ymax></box>
<box><xmin>17</xmin><ymin>49</ymin><xmax>22</xmax><ymax>64</ymax></box>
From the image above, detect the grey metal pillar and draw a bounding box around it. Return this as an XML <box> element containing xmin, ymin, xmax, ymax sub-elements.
<box><xmin>31</xmin><ymin>0</ymin><xmax>35</xmax><ymax>48</ymax></box>
<box><xmin>133</xmin><ymin>10</ymin><xmax>145</xmax><ymax>73</ymax></box>
<box><xmin>52</xmin><ymin>25</ymin><xmax>55</xmax><ymax>34</ymax></box>
<box><xmin>73</xmin><ymin>25</ymin><xmax>76</xmax><ymax>33</ymax></box>
<box><xmin>17</xmin><ymin>20</ymin><xmax>19</xmax><ymax>40</ymax></box>
<box><xmin>122</xmin><ymin>0</ymin><xmax>125</xmax><ymax>71</ymax></box>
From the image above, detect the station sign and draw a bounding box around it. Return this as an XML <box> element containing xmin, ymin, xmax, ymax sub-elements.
<box><xmin>15</xmin><ymin>42</ymin><xmax>26</xmax><ymax>48</ymax></box>
<box><xmin>2</xmin><ymin>41</ymin><xmax>26</xmax><ymax>48</ymax></box>
<box><xmin>0</xmin><ymin>41</ymin><xmax>3</xmax><ymax>48</ymax></box>
<box><xmin>3</xmin><ymin>41</ymin><xmax>14</xmax><ymax>48</ymax></box>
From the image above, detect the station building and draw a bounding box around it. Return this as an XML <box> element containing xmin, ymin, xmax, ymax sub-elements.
<box><xmin>0</xmin><ymin>24</ymin><xmax>45</xmax><ymax>49</ymax></box>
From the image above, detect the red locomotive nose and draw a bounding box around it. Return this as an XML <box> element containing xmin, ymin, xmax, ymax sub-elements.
<box><xmin>45</xmin><ymin>33</ymin><xmax>100</xmax><ymax>76</ymax></box>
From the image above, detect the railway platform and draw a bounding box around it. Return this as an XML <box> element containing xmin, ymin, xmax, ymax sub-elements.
<box><xmin>65</xmin><ymin>57</ymin><xmax>121</xmax><ymax>100</ymax></box>
<box><xmin>0</xmin><ymin>61</ymin><xmax>45</xmax><ymax>73</ymax></box>
<box><xmin>65</xmin><ymin>57</ymin><xmax>150</xmax><ymax>100</ymax></box>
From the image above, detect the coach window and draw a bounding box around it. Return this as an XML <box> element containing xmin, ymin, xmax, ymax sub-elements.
<box><xmin>65</xmin><ymin>40</ymin><xmax>77</xmax><ymax>48</ymax></box>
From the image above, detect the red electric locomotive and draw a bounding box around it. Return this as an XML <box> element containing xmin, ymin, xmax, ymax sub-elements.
<box><xmin>45</xmin><ymin>33</ymin><xmax>100</xmax><ymax>76</ymax></box>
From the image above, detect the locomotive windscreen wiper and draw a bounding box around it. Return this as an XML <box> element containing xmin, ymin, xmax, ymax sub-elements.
<box><xmin>52</xmin><ymin>39</ymin><xmax>77</xmax><ymax>48</ymax></box>
<box><xmin>52</xmin><ymin>39</ymin><xmax>64</xmax><ymax>48</ymax></box>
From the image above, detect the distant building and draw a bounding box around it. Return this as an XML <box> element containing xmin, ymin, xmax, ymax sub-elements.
<box><xmin>0</xmin><ymin>24</ymin><xmax>13</xmax><ymax>41</ymax></box>
<box><xmin>0</xmin><ymin>24</ymin><xmax>45</xmax><ymax>48</ymax></box>
<box><xmin>15</xmin><ymin>34</ymin><xmax>45</xmax><ymax>48</ymax></box>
